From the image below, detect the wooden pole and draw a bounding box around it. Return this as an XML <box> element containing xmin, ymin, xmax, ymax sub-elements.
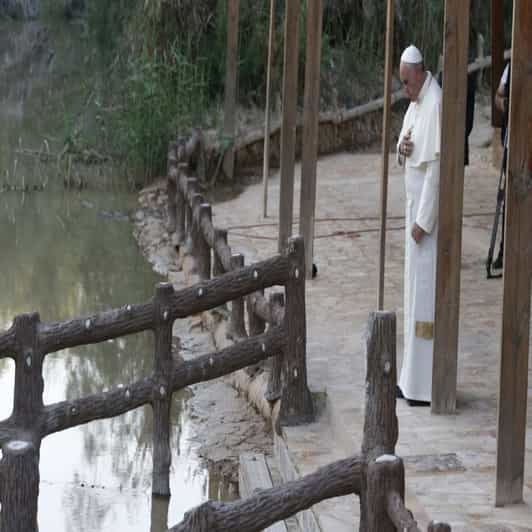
<box><xmin>299</xmin><ymin>0</ymin><xmax>323</xmax><ymax>280</ymax></box>
<box><xmin>263</xmin><ymin>0</ymin><xmax>276</xmax><ymax>218</ymax></box>
<box><xmin>491</xmin><ymin>0</ymin><xmax>505</xmax><ymax>128</ymax></box>
<box><xmin>495</xmin><ymin>0</ymin><xmax>532</xmax><ymax>506</ymax></box>
<box><xmin>431</xmin><ymin>0</ymin><xmax>470</xmax><ymax>415</ymax></box>
<box><xmin>223</xmin><ymin>0</ymin><xmax>240</xmax><ymax>181</ymax></box>
<box><xmin>277</xmin><ymin>0</ymin><xmax>300</xmax><ymax>252</ymax></box>
<box><xmin>377</xmin><ymin>0</ymin><xmax>395</xmax><ymax>309</ymax></box>
<box><xmin>152</xmin><ymin>283</ymin><xmax>175</xmax><ymax>496</ymax></box>
<box><xmin>279</xmin><ymin>236</ymin><xmax>314</xmax><ymax>425</ymax></box>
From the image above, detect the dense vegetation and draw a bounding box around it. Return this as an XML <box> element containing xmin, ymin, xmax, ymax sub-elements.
<box><xmin>42</xmin><ymin>0</ymin><xmax>512</xmax><ymax>181</ymax></box>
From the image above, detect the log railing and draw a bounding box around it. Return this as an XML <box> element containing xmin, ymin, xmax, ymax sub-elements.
<box><xmin>0</xmin><ymin>231</ymin><xmax>313</xmax><ymax>531</ymax></box>
<box><xmin>168</xmin><ymin>312</ymin><xmax>452</xmax><ymax>532</ymax></box>
<box><xmin>167</xmin><ymin>141</ymin><xmax>314</xmax><ymax>423</ymax></box>
<box><xmin>166</xmin><ymin>145</ymin><xmax>451</xmax><ymax>531</ymax></box>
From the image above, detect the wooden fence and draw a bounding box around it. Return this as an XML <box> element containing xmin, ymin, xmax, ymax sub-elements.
<box><xmin>166</xmin><ymin>143</ymin><xmax>451</xmax><ymax>531</ymax></box>
<box><xmin>0</xmin><ymin>230</ymin><xmax>313</xmax><ymax>531</ymax></box>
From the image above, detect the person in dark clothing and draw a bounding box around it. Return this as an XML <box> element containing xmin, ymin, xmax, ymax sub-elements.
<box><xmin>436</xmin><ymin>70</ymin><xmax>477</xmax><ymax>166</ymax></box>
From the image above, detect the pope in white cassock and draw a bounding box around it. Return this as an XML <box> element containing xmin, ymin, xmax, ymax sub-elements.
<box><xmin>396</xmin><ymin>45</ymin><xmax>442</xmax><ymax>406</ymax></box>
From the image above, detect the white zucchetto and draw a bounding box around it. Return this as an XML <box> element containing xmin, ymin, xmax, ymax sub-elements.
<box><xmin>400</xmin><ymin>45</ymin><xmax>423</xmax><ymax>64</ymax></box>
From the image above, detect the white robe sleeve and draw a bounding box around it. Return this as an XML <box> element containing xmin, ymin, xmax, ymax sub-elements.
<box><xmin>416</xmin><ymin>159</ymin><xmax>440</xmax><ymax>234</ymax></box>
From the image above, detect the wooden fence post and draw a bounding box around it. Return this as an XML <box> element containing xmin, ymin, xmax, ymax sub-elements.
<box><xmin>152</xmin><ymin>282</ymin><xmax>175</xmax><ymax>496</ymax></box>
<box><xmin>360</xmin><ymin>311</ymin><xmax>398</xmax><ymax>531</ymax></box>
<box><xmin>265</xmin><ymin>292</ymin><xmax>284</xmax><ymax>401</ymax></box>
<box><xmin>246</xmin><ymin>289</ymin><xmax>266</xmax><ymax>375</ymax></box>
<box><xmin>366</xmin><ymin>455</ymin><xmax>406</xmax><ymax>532</ymax></box>
<box><xmin>12</xmin><ymin>313</ymin><xmax>44</xmax><ymax>425</ymax></box>
<box><xmin>184</xmin><ymin>178</ymin><xmax>198</xmax><ymax>247</ymax></box>
<box><xmin>279</xmin><ymin>236</ymin><xmax>314</xmax><ymax>425</ymax></box>
<box><xmin>196</xmin><ymin>204</ymin><xmax>212</xmax><ymax>281</ymax></box>
<box><xmin>0</xmin><ymin>440</ymin><xmax>40</xmax><ymax>532</ymax></box>
<box><xmin>175</xmin><ymin>163</ymin><xmax>188</xmax><ymax>248</ymax></box>
<box><xmin>213</xmin><ymin>229</ymin><xmax>228</xmax><ymax>276</ymax></box>
<box><xmin>228</xmin><ymin>253</ymin><xmax>247</xmax><ymax>339</ymax></box>
<box><xmin>190</xmin><ymin>193</ymin><xmax>204</xmax><ymax>263</ymax></box>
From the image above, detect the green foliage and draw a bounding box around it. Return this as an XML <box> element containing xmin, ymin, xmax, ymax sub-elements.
<box><xmin>112</xmin><ymin>40</ymin><xmax>210</xmax><ymax>181</ymax></box>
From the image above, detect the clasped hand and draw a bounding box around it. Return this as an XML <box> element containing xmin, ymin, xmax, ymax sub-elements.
<box><xmin>400</xmin><ymin>130</ymin><xmax>413</xmax><ymax>157</ymax></box>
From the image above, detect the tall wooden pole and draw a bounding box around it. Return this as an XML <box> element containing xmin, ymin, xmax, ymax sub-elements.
<box><xmin>299</xmin><ymin>0</ymin><xmax>323</xmax><ymax>279</ymax></box>
<box><xmin>263</xmin><ymin>0</ymin><xmax>276</xmax><ymax>218</ymax></box>
<box><xmin>431</xmin><ymin>0</ymin><xmax>470</xmax><ymax>414</ymax></box>
<box><xmin>495</xmin><ymin>0</ymin><xmax>532</xmax><ymax>507</ymax></box>
<box><xmin>491</xmin><ymin>0</ymin><xmax>505</xmax><ymax>128</ymax></box>
<box><xmin>223</xmin><ymin>0</ymin><xmax>240</xmax><ymax>181</ymax></box>
<box><xmin>278</xmin><ymin>0</ymin><xmax>300</xmax><ymax>252</ymax></box>
<box><xmin>377</xmin><ymin>0</ymin><xmax>395</xmax><ymax>309</ymax></box>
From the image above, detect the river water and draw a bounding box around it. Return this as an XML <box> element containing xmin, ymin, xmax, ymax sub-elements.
<box><xmin>0</xmin><ymin>17</ymin><xmax>210</xmax><ymax>532</ymax></box>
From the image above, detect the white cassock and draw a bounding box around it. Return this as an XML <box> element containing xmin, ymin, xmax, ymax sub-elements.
<box><xmin>397</xmin><ymin>72</ymin><xmax>442</xmax><ymax>402</ymax></box>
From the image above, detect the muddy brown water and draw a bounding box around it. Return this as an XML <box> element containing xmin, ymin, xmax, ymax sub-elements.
<box><xmin>0</xmin><ymin>17</ymin><xmax>215</xmax><ymax>532</ymax></box>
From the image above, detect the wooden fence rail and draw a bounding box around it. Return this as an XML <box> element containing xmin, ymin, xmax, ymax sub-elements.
<box><xmin>165</xmin><ymin>312</ymin><xmax>451</xmax><ymax>532</ymax></box>
<box><xmin>0</xmin><ymin>226</ymin><xmax>313</xmax><ymax>531</ymax></box>
<box><xmin>167</xmin><ymin>140</ymin><xmax>313</xmax><ymax>423</ymax></box>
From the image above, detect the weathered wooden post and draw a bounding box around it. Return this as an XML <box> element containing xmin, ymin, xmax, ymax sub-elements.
<box><xmin>184</xmin><ymin>177</ymin><xmax>198</xmax><ymax>245</ymax></box>
<box><xmin>366</xmin><ymin>455</ymin><xmax>408</xmax><ymax>532</ymax></box>
<box><xmin>279</xmin><ymin>236</ymin><xmax>314</xmax><ymax>424</ymax></box>
<box><xmin>0</xmin><ymin>440</ymin><xmax>40</xmax><ymax>532</ymax></box>
<box><xmin>277</xmin><ymin>0</ymin><xmax>300</xmax><ymax>252</ymax></box>
<box><xmin>245</xmin><ymin>289</ymin><xmax>266</xmax><ymax>375</ymax></box>
<box><xmin>223</xmin><ymin>0</ymin><xmax>240</xmax><ymax>181</ymax></box>
<box><xmin>265</xmin><ymin>291</ymin><xmax>284</xmax><ymax>401</ymax></box>
<box><xmin>213</xmin><ymin>229</ymin><xmax>228</xmax><ymax>276</ymax></box>
<box><xmin>152</xmin><ymin>282</ymin><xmax>175</xmax><ymax>496</ymax></box>
<box><xmin>175</xmin><ymin>162</ymin><xmax>188</xmax><ymax>248</ymax></box>
<box><xmin>495</xmin><ymin>0</ymin><xmax>532</xmax><ymax>507</ymax></box>
<box><xmin>190</xmin><ymin>193</ymin><xmax>205</xmax><ymax>263</ymax></box>
<box><xmin>196</xmin><ymin>203</ymin><xmax>212</xmax><ymax>280</ymax></box>
<box><xmin>359</xmin><ymin>311</ymin><xmax>398</xmax><ymax>531</ymax></box>
<box><xmin>228</xmin><ymin>253</ymin><xmax>247</xmax><ymax>339</ymax></box>
<box><xmin>167</xmin><ymin>142</ymin><xmax>178</xmax><ymax>235</ymax></box>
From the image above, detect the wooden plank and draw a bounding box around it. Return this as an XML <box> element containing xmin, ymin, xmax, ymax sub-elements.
<box><xmin>299</xmin><ymin>0</ymin><xmax>323</xmax><ymax>279</ymax></box>
<box><xmin>263</xmin><ymin>0</ymin><xmax>276</xmax><ymax>218</ymax></box>
<box><xmin>495</xmin><ymin>0</ymin><xmax>532</xmax><ymax>507</ymax></box>
<box><xmin>239</xmin><ymin>453</ymin><xmax>289</xmax><ymax>532</ymax></box>
<box><xmin>432</xmin><ymin>0</ymin><xmax>470</xmax><ymax>414</ymax></box>
<box><xmin>491</xmin><ymin>0</ymin><xmax>505</xmax><ymax>127</ymax></box>
<box><xmin>377</xmin><ymin>0</ymin><xmax>395</xmax><ymax>309</ymax></box>
<box><xmin>223</xmin><ymin>0</ymin><xmax>240</xmax><ymax>181</ymax></box>
<box><xmin>277</xmin><ymin>0</ymin><xmax>300</xmax><ymax>252</ymax></box>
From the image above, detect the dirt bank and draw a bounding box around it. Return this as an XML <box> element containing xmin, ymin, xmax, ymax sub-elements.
<box><xmin>133</xmin><ymin>182</ymin><xmax>273</xmax><ymax>491</ymax></box>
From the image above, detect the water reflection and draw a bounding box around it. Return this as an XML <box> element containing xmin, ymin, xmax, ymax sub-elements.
<box><xmin>0</xmin><ymin>15</ymin><xmax>213</xmax><ymax>532</ymax></box>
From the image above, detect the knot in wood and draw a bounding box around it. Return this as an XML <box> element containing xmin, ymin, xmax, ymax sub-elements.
<box><xmin>70</xmin><ymin>406</ymin><xmax>79</xmax><ymax>416</ymax></box>
<box><xmin>125</xmin><ymin>388</ymin><xmax>131</xmax><ymax>400</ymax></box>
<box><xmin>198</xmin><ymin>288</ymin><xmax>204</xmax><ymax>297</ymax></box>
<box><xmin>5</xmin><ymin>440</ymin><xmax>32</xmax><ymax>453</ymax></box>
<box><xmin>293</xmin><ymin>368</ymin><xmax>299</xmax><ymax>379</ymax></box>
<box><xmin>294</xmin><ymin>268</ymin><xmax>300</xmax><ymax>279</ymax></box>
<box><xmin>375</xmin><ymin>454</ymin><xmax>398</xmax><ymax>464</ymax></box>
<box><xmin>162</xmin><ymin>309</ymin><xmax>169</xmax><ymax>321</ymax></box>
<box><xmin>383</xmin><ymin>360</ymin><xmax>392</xmax><ymax>374</ymax></box>
<box><xmin>25</xmin><ymin>352</ymin><xmax>32</xmax><ymax>368</ymax></box>
<box><xmin>253</xmin><ymin>270</ymin><xmax>259</xmax><ymax>279</ymax></box>
<box><xmin>159</xmin><ymin>385</ymin><xmax>167</xmax><ymax>397</ymax></box>
<box><xmin>261</xmin><ymin>343</ymin><xmax>266</xmax><ymax>353</ymax></box>
<box><xmin>126</xmin><ymin>304</ymin><xmax>132</xmax><ymax>312</ymax></box>
<box><xmin>85</xmin><ymin>319</ymin><xmax>91</xmax><ymax>330</ymax></box>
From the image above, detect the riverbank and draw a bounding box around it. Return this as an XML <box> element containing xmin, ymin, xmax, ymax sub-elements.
<box><xmin>133</xmin><ymin>182</ymin><xmax>274</xmax><ymax>493</ymax></box>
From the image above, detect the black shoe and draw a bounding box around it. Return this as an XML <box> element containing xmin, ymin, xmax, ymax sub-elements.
<box><xmin>407</xmin><ymin>399</ymin><xmax>430</xmax><ymax>407</ymax></box>
<box><xmin>396</xmin><ymin>385</ymin><xmax>405</xmax><ymax>399</ymax></box>
<box><xmin>493</xmin><ymin>254</ymin><xmax>503</xmax><ymax>270</ymax></box>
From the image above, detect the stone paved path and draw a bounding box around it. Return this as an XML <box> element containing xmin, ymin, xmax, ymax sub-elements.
<box><xmin>209</xmin><ymin>104</ymin><xmax>532</xmax><ymax>531</ymax></box>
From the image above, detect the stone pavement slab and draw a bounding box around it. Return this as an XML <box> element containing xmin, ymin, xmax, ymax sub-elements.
<box><xmin>209</xmin><ymin>106</ymin><xmax>532</xmax><ymax>531</ymax></box>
